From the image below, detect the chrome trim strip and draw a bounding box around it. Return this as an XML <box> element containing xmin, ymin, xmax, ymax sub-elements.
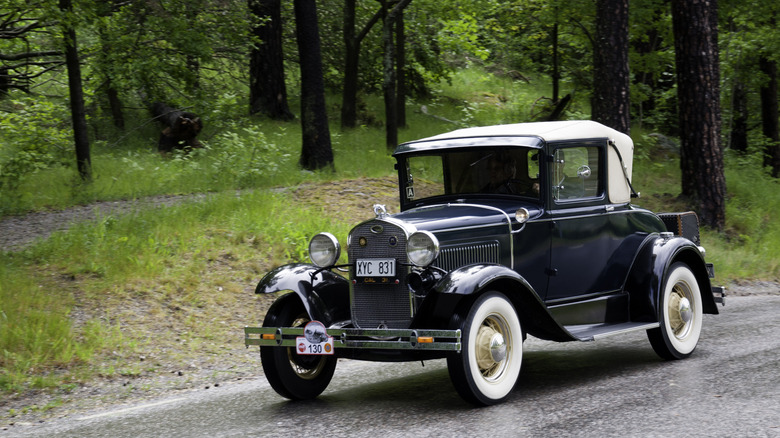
<box><xmin>537</xmin><ymin>205</ymin><xmax>635</xmax><ymax>222</ymax></box>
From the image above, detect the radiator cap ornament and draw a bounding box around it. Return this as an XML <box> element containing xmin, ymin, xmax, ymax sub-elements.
<box><xmin>373</xmin><ymin>204</ymin><xmax>388</xmax><ymax>219</ymax></box>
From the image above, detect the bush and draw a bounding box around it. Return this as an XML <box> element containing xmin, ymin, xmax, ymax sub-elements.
<box><xmin>0</xmin><ymin>98</ymin><xmax>73</xmax><ymax>196</ymax></box>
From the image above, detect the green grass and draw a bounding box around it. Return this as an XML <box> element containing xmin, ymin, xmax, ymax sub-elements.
<box><xmin>2</xmin><ymin>66</ymin><xmax>780</xmax><ymax>397</ymax></box>
<box><xmin>0</xmin><ymin>190</ymin><xmax>356</xmax><ymax>394</ymax></box>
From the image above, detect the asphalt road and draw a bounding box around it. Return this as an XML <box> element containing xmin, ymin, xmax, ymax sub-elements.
<box><xmin>6</xmin><ymin>296</ymin><xmax>780</xmax><ymax>438</ymax></box>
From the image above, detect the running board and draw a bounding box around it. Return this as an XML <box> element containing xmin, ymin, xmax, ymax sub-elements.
<box><xmin>564</xmin><ymin>322</ymin><xmax>660</xmax><ymax>341</ymax></box>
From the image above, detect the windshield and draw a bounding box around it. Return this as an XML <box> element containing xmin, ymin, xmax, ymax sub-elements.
<box><xmin>400</xmin><ymin>147</ymin><xmax>541</xmax><ymax>206</ymax></box>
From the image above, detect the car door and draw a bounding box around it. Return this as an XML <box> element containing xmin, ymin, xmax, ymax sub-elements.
<box><xmin>545</xmin><ymin>143</ymin><xmax>626</xmax><ymax>302</ymax></box>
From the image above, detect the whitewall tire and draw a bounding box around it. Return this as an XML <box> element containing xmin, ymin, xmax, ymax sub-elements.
<box><xmin>647</xmin><ymin>262</ymin><xmax>703</xmax><ymax>360</ymax></box>
<box><xmin>447</xmin><ymin>291</ymin><xmax>523</xmax><ymax>405</ymax></box>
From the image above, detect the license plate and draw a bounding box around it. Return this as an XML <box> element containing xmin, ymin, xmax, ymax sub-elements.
<box><xmin>297</xmin><ymin>321</ymin><xmax>334</xmax><ymax>355</ymax></box>
<box><xmin>355</xmin><ymin>258</ymin><xmax>396</xmax><ymax>277</ymax></box>
<box><xmin>296</xmin><ymin>336</ymin><xmax>334</xmax><ymax>355</ymax></box>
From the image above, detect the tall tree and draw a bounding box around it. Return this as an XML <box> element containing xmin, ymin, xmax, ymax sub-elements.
<box><xmin>60</xmin><ymin>0</ymin><xmax>90</xmax><ymax>181</ymax></box>
<box><xmin>671</xmin><ymin>0</ymin><xmax>725</xmax><ymax>230</ymax></box>
<box><xmin>395</xmin><ymin>8</ymin><xmax>407</xmax><ymax>129</ymax></box>
<box><xmin>729</xmin><ymin>78</ymin><xmax>748</xmax><ymax>153</ymax></box>
<box><xmin>249</xmin><ymin>0</ymin><xmax>294</xmax><ymax>120</ymax></box>
<box><xmin>381</xmin><ymin>0</ymin><xmax>412</xmax><ymax>149</ymax></box>
<box><xmin>592</xmin><ymin>0</ymin><xmax>630</xmax><ymax>134</ymax></box>
<box><xmin>294</xmin><ymin>0</ymin><xmax>333</xmax><ymax>170</ymax></box>
<box><xmin>341</xmin><ymin>0</ymin><xmax>383</xmax><ymax>129</ymax></box>
<box><xmin>759</xmin><ymin>56</ymin><xmax>780</xmax><ymax>177</ymax></box>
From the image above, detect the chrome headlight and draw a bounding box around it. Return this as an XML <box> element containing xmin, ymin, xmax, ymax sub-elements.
<box><xmin>309</xmin><ymin>232</ymin><xmax>341</xmax><ymax>267</ymax></box>
<box><xmin>407</xmin><ymin>231</ymin><xmax>440</xmax><ymax>267</ymax></box>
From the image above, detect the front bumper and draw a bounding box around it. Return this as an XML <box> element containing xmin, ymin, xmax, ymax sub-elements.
<box><xmin>244</xmin><ymin>326</ymin><xmax>462</xmax><ymax>352</ymax></box>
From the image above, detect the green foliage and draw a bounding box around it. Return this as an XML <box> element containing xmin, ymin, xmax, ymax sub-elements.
<box><xmin>0</xmin><ymin>98</ymin><xmax>73</xmax><ymax>199</ymax></box>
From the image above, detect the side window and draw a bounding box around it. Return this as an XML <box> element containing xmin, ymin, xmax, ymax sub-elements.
<box><xmin>527</xmin><ymin>150</ymin><xmax>540</xmax><ymax>181</ymax></box>
<box><xmin>552</xmin><ymin>146</ymin><xmax>601</xmax><ymax>201</ymax></box>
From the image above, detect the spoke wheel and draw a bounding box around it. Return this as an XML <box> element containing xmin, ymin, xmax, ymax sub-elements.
<box><xmin>647</xmin><ymin>262</ymin><xmax>703</xmax><ymax>360</ymax></box>
<box><xmin>260</xmin><ymin>294</ymin><xmax>337</xmax><ymax>400</ymax></box>
<box><xmin>447</xmin><ymin>291</ymin><xmax>523</xmax><ymax>406</ymax></box>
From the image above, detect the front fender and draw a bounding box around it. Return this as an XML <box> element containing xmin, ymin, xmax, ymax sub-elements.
<box><xmin>628</xmin><ymin>236</ymin><xmax>717</xmax><ymax>322</ymax></box>
<box><xmin>430</xmin><ymin>264</ymin><xmax>576</xmax><ymax>342</ymax></box>
<box><xmin>255</xmin><ymin>263</ymin><xmax>350</xmax><ymax>326</ymax></box>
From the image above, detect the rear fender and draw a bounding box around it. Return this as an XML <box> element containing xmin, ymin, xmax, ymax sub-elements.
<box><xmin>255</xmin><ymin>263</ymin><xmax>350</xmax><ymax>326</ymax></box>
<box><xmin>430</xmin><ymin>264</ymin><xmax>575</xmax><ymax>342</ymax></box>
<box><xmin>627</xmin><ymin>236</ymin><xmax>717</xmax><ymax>322</ymax></box>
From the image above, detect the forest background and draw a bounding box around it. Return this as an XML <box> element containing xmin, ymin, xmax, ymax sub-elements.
<box><xmin>1</xmin><ymin>0</ymin><xmax>779</xmax><ymax>413</ymax></box>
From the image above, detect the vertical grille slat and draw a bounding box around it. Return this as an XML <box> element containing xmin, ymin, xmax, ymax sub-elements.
<box><xmin>434</xmin><ymin>241</ymin><xmax>500</xmax><ymax>272</ymax></box>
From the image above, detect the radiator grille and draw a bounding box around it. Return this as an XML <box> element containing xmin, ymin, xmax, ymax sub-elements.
<box><xmin>434</xmin><ymin>241</ymin><xmax>500</xmax><ymax>271</ymax></box>
<box><xmin>348</xmin><ymin>220</ymin><xmax>412</xmax><ymax>329</ymax></box>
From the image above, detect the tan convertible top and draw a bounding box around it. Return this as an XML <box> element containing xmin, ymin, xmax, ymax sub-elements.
<box><xmin>406</xmin><ymin>120</ymin><xmax>635</xmax><ymax>204</ymax></box>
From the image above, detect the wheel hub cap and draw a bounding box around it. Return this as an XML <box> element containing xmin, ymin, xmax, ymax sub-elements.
<box><xmin>489</xmin><ymin>333</ymin><xmax>507</xmax><ymax>363</ymax></box>
<box><xmin>678</xmin><ymin>297</ymin><xmax>692</xmax><ymax>323</ymax></box>
<box><xmin>668</xmin><ymin>288</ymin><xmax>693</xmax><ymax>338</ymax></box>
<box><xmin>476</xmin><ymin>324</ymin><xmax>506</xmax><ymax>370</ymax></box>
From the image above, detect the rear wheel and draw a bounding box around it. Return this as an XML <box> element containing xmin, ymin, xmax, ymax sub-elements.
<box><xmin>260</xmin><ymin>294</ymin><xmax>337</xmax><ymax>400</ymax></box>
<box><xmin>447</xmin><ymin>291</ymin><xmax>523</xmax><ymax>405</ymax></box>
<box><xmin>647</xmin><ymin>263</ymin><xmax>703</xmax><ymax>360</ymax></box>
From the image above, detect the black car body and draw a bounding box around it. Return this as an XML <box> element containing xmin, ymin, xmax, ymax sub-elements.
<box><xmin>245</xmin><ymin>120</ymin><xmax>725</xmax><ymax>405</ymax></box>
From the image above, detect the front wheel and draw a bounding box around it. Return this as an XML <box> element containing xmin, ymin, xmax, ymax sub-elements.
<box><xmin>260</xmin><ymin>294</ymin><xmax>337</xmax><ymax>400</ymax></box>
<box><xmin>447</xmin><ymin>291</ymin><xmax>523</xmax><ymax>406</ymax></box>
<box><xmin>647</xmin><ymin>262</ymin><xmax>703</xmax><ymax>360</ymax></box>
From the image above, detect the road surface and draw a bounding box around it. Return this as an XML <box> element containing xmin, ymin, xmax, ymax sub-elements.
<box><xmin>5</xmin><ymin>296</ymin><xmax>779</xmax><ymax>438</ymax></box>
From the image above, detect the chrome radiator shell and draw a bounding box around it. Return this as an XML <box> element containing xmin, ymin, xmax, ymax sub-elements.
<box><xmin>348</xmin><ymin>219</ymin><xmax>414</xmax><ymax>329</ymax></box>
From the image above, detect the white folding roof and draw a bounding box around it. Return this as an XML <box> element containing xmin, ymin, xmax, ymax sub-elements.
<box><xmin>399</xmin><ymin>120</ymin><xmax>635</xmax><ymax>204</ymax></box>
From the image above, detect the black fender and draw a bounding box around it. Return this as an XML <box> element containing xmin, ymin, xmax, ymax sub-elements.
<box><xmin>626</xmin><ymin>235</ymin><xmax>718</xmax><ymax>323</ymax></box>
<box><xmin>427</xmin><ymin>264</ymin><xmax>576</xmax><ymax>342</ymax></box>
<box><xmin>255</xmin><ymin>263</ymin><xmax>350</xmax><ymax>326</ymax></box>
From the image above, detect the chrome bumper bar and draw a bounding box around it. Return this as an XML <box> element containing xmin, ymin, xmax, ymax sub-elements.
<box><xmin>244</xmin><ymin>327</ymin><xmax>462</xmax><ymax>352</ymax></box>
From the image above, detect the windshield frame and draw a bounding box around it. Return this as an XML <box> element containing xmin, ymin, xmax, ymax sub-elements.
<box><xmin>395</xmin><ymin>143</ymin><xmax>546</xmax><ymax>211</ymax></box>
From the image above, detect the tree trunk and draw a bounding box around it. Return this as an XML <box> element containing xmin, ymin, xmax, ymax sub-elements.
<box><xmin>341</xmin><ymin>0</ymin><xmax>359</xmax><ymax>129</ymax></box>
<box><xmin>340</xmin><ymin>2</ymin><xmax>383</xmax><ymax>129</ymax></box>
<box><xmin>382</xmin><ymin>3</ymin><xmax>397</xmax><ymax>149</ymax></box>
<box><xmin>249</xmin><ymin>0</ymin><xmax>294</xmax><ymax>120</ymax></box>
<box><xmin>671</xmin><ymin>0</ymin><xmax>725</xmax><ymax>230</ymax></box>
<box><xmin>759</xmin><ymin>56</ymin><xmax>780</xmax><ymax>177</ymax></box>
<box><xmin>730</xmin><ymin>78</ymin><xmax>748</xmax><ymax>153</ymax></box>
<box><xmin>395</xmin><ymin>9</ymin><xmax>406</xmax><ymax>129</ymax></box>
<box><xmin>552</xmin><ymin>22</ymin><xmax>559</xmax><ymax>104</ymax></box>
<box><xmin>381</xmin><ymin>0</ymin><xmax>412</xmax><ymax>149</ymax></box>
<box><xmin>294</xmin><ymin>0</ymin><xmax>333</xmax><ymax>170</ymax></box>
<box><xmin>106</xmin><ymin>81</ymin><xmax>125</xmax><ymax>130</ymax></box>
<box><xmin>60</xmin><ymin>0</ymin><xmax>91</xmax><ymax>181</ymax></box>
<box><xmin>591</xmin><ymin>0</ymin><xmax>630</xmax><ymax>135</ymax></box>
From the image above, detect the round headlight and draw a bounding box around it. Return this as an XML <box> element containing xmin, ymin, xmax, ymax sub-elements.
<box><xmin>407</xmin><ymin>231</ymin><xmax>440</xmax><ymax>267</ymax></box>
<box><xmin>309</xmin><ymin>232</ymin><xmax>341</xmax><ymax>267</ymax></box>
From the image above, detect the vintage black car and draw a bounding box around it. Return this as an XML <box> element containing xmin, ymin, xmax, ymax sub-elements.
<box><xmin>244</xmin><ymin>120</ymin><xmax>725</xmax><ymax>406</ymax></box>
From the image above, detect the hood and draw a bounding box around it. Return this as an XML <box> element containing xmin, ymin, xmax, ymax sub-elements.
<box><xmin>390</xmin><ymin>202</ymin><xmax>539</xmax><ymax>234</ymax></box>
